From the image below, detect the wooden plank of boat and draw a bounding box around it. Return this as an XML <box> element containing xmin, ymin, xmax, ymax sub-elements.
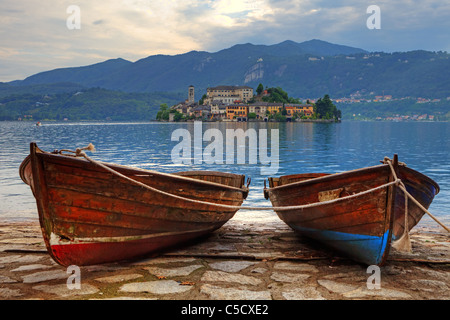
<box><xmin>19</xmin><ymin>143</ymin><xmax>249</xmax><ymax>266</ymax></box>
<box><xmin>264</xmin><ymin>156</ymin><xmax>440</xmax><ymax>266</ymax></box>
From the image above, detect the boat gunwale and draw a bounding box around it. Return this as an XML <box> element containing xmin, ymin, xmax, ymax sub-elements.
<box><xmin>267</xmin><ymin>163</ymin><xmax>440</xmax><ymax>195</ymax></box>
<box><xmin>399</xmin><ymin>165</ymin><xmax>440</xmax><ymax>195</ymax></box>
<box><xmin>267</xmin><ymin>164</ymin><xmax>390</xmax><ymax>192</ymax></box>
<box><xmin>31</xmin><ymin>143</ymin><xmax>248</xmax><ymax>194</ymax></box>
<box><xmin>19</xmin><ymin>154</ymin><xmax>31</xmax><ymax>184</ymax></box>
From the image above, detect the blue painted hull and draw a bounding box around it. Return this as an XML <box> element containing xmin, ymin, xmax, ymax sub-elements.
<box><xmin>293</xmin><ymin>226</ymin><xmax>391</xmax><ymax>265</ymax></box>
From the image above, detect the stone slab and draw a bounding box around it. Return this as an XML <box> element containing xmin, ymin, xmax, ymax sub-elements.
<box><xmin>144</xmin><ymin>265</ymin><xmax>204</xmax><ymax>277</ymax></box>
<box><xmin>119</xmin><ymin>280</ymin><xmax>194</xmax><ymax>295</ymax></box>
<box><xmin>201</xmin><ymin>271</ymin><xmax>262</xmax><ymax>286</ymax></box>
<box><xmin>200</xmin><ymin>284</ymin><xmax>272</xmax><ymax>300</ymax></box>
<box><xmin>209</xmin><ymin>261</ymin><xmax>258</xmax><ymax>273</ymax></box>
<box><xmin>33</xmin><ymin>284</ymin><xmax>99</xmax><ymax>297</ymax></box>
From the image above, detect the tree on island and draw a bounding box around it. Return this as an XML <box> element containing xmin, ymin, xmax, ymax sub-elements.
<box><xmin>314</xmin><ymin>94</ymin><xmax>341</xmax><ymax>121</ymax></box>
<box><xmin>156</xmin><ymin>103</ymin><xmax>170</xmax><ymax>121</ymax></box>
<box><xmin>260</xmin><ymin>86</ymin><xmax>302</xmax><ymax>104</ymax></box>
<box><xmin>256</xmin><ymin>83</ymin><xmax>264</xmax><ymax>96</ymax></box>
<box><xmin>199</xmin><ymin>94</ymin><xmax>207</xmax><ymax>105</ymax></box>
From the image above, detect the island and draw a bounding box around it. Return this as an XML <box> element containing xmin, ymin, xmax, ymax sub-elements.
<box><xmin>157</xmin><ymin>84</ymin><xmax>341</xmax><ymax>123</ymax></box>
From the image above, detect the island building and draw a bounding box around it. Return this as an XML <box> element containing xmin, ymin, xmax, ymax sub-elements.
<box><xmin>210</xmin><ymin>101</ymin><xmax>227</xmax><ymax>116</ymax></box>
<box><xmin>171</xmin><ymin>85</ymin><xmax>198</xmax><ymax>115</ymax></box>
<box><xmin>267</xmin><ymin>104</ymin><xmax>283</xmax><ymax>114</ymax></box>
<box><xmin>188</xmin><ymin>85</ymin><xmax>195</xmax><ymax>104</ymax></box>
<box><xmin>204</xmin><ymin>85</ymin><xmax>254</xmax><ymax>104</ymax></box>
<box><xmin>285</xmin><ymin>104</ymin><xmax>314</xmax><ymax>117</ymax></box>
<box><xmin>248</xmin><ymin>102</ymin><xmax>282</xmax><ymax>119</ymax></box>
<box><xmin>226</xmin><ymin>104</ymin><xmax>248</xmax><ymax>121</ymax></box>
<box><xmin>170</xmin><ymin>85</ymin><xmax>315</xmax><ymax>122</ymax></box>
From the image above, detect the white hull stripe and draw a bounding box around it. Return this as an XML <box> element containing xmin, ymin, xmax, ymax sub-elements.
<box><xmin>49</xmin><ymin>227</ymin><xmax>215</xmax><ymax>246</ymax></box>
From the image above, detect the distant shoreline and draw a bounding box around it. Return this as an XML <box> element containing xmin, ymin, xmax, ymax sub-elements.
<box><xmin>5</xmin><ymin>119</ymin><xmax>450</xmax><ymax>124</ymax></box>
<box><xmin>159</xmin><ymin>119</ymin><xmax>341</xmax><ymax>123</ymax></box>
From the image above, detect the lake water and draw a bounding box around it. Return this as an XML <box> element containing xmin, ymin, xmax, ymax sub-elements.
<box><xmin>0</xmin><ymin>120</ymin><xmax>449</xmax><ymax>230</ymax></box>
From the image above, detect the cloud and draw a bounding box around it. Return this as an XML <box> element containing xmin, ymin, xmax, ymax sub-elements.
<box><xmin>0</xmin><ymin>0</ymin><xmax>449</xmax><ymax>81</ymax></box>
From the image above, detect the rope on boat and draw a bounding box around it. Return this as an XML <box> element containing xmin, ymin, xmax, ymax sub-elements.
<box><xmin>59</xmin><ymin>145</ymin><xmax>400</xmax><ymax>212</ymax></box>
<box><xmin>399</xmin><ymin>184</ymin><xmax>450</xmax><ymax>233</ymax></box>
<box><xmin>57</xmin><ymin>145</ymin><xmax>450</xmax><ymax>234</ymax></box>
<box><xmin>384</xmin><ymin>158</ymin><xmax>450</xmax><ymax>234</ymax></box>
<box><xmin>384</xmin><ymin>158</ymin><xmax>413</xmax><ymax>252</ymax></box>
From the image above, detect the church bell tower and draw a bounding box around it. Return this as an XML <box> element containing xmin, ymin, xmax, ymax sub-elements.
<box><xmin>188</xmin><ymin>85</ymin><xmax>195</xmax><ymax>105</ymax></box>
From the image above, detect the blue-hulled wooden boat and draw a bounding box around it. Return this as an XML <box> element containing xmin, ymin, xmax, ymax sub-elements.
<box><xmin>264</xmin><ymin>156</ymin><xmax>439</xmax><ymax>265</ymax></box>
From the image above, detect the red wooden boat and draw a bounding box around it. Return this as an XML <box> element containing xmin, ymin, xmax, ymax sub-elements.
<box><xmin>264</xmin><ymin>157</ymin><xmax>439</xmax><ymax>265</ymax></box>
<box><xmin>20</xmin><ymin>143</ymin><xmax>249</xmax><ymax>266</ymax></box>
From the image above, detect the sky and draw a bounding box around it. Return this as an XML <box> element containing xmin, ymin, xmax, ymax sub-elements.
<box><xmin>1</xmin><ymin>0</ymin><xmax>449</xmax><ymax>82</ymax></box>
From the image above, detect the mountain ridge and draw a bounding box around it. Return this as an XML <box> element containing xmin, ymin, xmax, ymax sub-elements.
<box><xmin>4</xmin><ymin>39</ymin><xmax>449</xmax><ymax>99</ymax></box>
<box><xmin>11</xmin><ymin>39</ymin><xmax>368</xmax><ymax>89</ymax></box>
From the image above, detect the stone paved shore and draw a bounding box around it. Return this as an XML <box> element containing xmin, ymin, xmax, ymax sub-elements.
<box><xmin>0</xmin><ymin>215</ymin><xmax>449</xmax><ymax>300</ymax></box>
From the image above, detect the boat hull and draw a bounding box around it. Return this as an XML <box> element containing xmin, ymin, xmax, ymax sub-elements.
<box><xmin>293</xmin><ymin>227</ymin><xmax>391</xmax><ymax>265</ymax></box>
<box><xmin>267</xmin><ymin>165</ymin><xmax>397</xmax><ymax>265</ymax></box>
<box><xmin>20</xmin><ymin>143</ymin><xmax>248</xmax><ymax>266</ymax></box>
<box><xmin>266</xmin><ymin>162</ymin><xmax>439</xmax><ymax>265</ymax></box>
<box><xmin>48</xmin><ymin>229</ymin><xmax>212</xmax><ymax>266</ymax></box>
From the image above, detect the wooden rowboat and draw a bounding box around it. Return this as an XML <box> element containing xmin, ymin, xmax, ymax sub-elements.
<box><xmin>264</xmin><ymin>156</ymin><xmax>439</xmax><ymax>265</ymax></box>
<box><xmin>20</xmin><ymin>143</ymin><xmax>249</xmax><ymax>266</ymax></box>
